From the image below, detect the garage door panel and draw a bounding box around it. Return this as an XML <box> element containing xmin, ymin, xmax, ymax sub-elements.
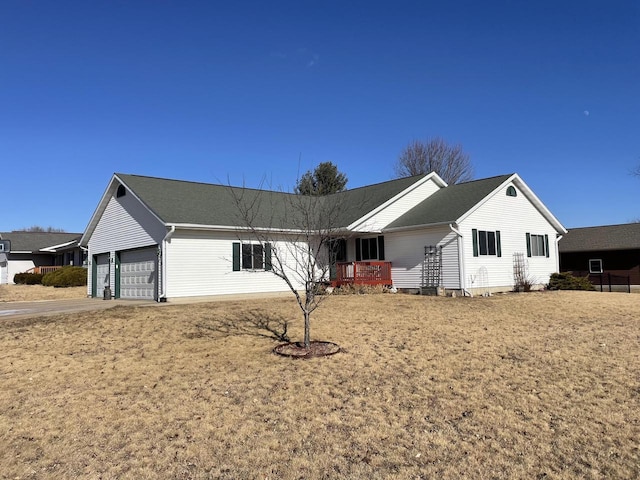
<box><xmin>119</xmin><ymin>248</ymin><xmax>157</xmax><ymax>300</ymax></box>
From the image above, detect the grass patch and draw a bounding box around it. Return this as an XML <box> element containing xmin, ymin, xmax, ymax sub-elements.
<box><xmin>0</xmin><ymin>291</ymin><xmax>638</xmax><ymax>478</ymax></box>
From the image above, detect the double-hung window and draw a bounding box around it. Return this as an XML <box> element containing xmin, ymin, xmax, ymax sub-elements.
<box><xmin>472</xmin><ymin>229</ymin><xmax>501</xmax><ymax>257</ymax></box>
<box><xmin>242</xmin><ymin>243</ymin><xmax>263</xmax><ymax>270</ymax></box>
<box><xmin>232</xmin><ymin>242</ymin><xmax>272</xmax><ymax>271</ymax></box>
<box><xmin>526</xmin><ymin>233</ymin><xmax>549</xmax><ymax>258</ymax></box>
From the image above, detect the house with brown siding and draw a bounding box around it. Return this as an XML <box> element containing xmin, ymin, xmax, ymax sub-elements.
<box><xmin>559</xmin><ymin>223</ymin><xmax>640</xmax><ymax>292</ymax></box>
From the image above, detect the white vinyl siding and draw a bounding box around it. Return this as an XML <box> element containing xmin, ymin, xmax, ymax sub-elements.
<box><xmin>350</xmin><ymin>177</ymin><xmax>442</xmax><ymax>232</ymax></box>
<box><xmin>384</xmin><ymin>226</ymin><xmax>460</xmax><ymax>289</ymax></box>
<box><xmin>87</xmin><ymin>192</ymin><xmax>165</xmax><ymax>296</ymax></box>
<box><xmin>165</xmin><ymin>230</ymin><xmax>307</xmax><ymax>298</ymax></box>
<box><xmin>461</xmin><ymin>183</ymin><xmax>559</xmax><ymax>291</ymax></box>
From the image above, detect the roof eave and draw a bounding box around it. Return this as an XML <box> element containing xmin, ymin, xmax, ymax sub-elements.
<box><xmin>383</xmin><ymin>220</ymin><xmax>455</xmax><ymax>233</ymax></box>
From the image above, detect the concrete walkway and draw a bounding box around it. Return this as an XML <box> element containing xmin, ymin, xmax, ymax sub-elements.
<box><xmin>0</xmin><ymin>292</ymin><xmax>293</xmax><ymax>321</ymax></box>
<box><xmin>0</xmin><ymin>298</ymin><xmax>154</xmax><ymax>321</ymax></box>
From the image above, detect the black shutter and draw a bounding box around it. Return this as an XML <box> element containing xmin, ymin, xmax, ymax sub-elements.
<box><xmin>265</xmin><ymin>243</ymin><xmax>272</xmax><ymax>271</ymax></box>
<box><xmin>526</xmin><ymin>233</ymin><xmax>531</xmax><ymax>257</ymax></box>
<box><xmin>377</xmin><ymin>236</ymin><xmax>385</xmax><ymax>261</ymax></box>
<box><xmin>355</xmin><ymin>238</ymin><xmax>361</xmax><ymax>261</ymax></box>
<box><xmin>496</xmin><ymin>231</ymin><xmax>502</xmax><ymax>257</ymax></box>
<box><xmin>544</xmin><ymin>234</ymin><xmax>549</xmax><ymax>258</ymax></box>
<box><xmin>472</xmin><ymin>229</ymin><xmax>478</xmax><ymax>257</ymax></box>
<box><xmin>232</xmin><ymin>242</ymin><xmax>240</xmax><ymax>271</ymax></box>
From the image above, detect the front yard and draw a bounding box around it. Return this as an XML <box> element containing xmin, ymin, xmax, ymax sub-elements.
<box><xmin>0</xmin><ymin>291</ymin><xmax>638</xmax><ymax>479</ymax></box>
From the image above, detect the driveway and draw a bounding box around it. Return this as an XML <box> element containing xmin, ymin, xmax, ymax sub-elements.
<box><xmin>0</xmin><ymin>298</ymin><xmax>155</xmax><ymax>321</ymax></box>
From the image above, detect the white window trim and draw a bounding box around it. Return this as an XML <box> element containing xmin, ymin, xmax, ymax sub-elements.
<box><xmin>589</xmin><ymin>259</ymin><xmax>603</xmax><ymax>274</ymax></box>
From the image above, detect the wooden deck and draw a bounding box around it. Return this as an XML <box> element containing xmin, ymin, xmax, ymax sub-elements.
<box><xmin>332</xmin><ymin>261</ymin><xmax>392</xmax><ymax>286</ymax></box>
<box><xmin>26</xmin><ymin>266</ymin><xmax>63</xmax><ymax>275</ymax></box>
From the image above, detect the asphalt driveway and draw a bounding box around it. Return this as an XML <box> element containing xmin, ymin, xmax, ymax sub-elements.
<box><xmin>0</xmin><ymin>298</ymin><xmax>155</xmax><ymax>321</ymax></box>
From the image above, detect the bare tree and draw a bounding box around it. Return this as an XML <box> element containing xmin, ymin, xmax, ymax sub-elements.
<box><xmin>229</xmin><ymin>183</ymin><xmax>353</xmax><ymax>350</ymax></box>
<box><xmin>15</xmin><ymin>226</ymin><xmax>66</xmax><ymax>233</ymax></box>
<box><xmin>394</xmin><ymin>137</ymin><xmax>473</xmax><ymax>184</ymax></box>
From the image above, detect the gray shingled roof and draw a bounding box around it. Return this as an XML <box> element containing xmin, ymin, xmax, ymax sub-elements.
<box><xmin>116</xmin><ymin>173</ymin><xmax>427</xmax><ymax>229</ymax></box>
<box><xmin>0</xmin><ymin>232</ymin><xmax>81</xmax><ymax>252</ymax></box>
<box><xmin>385</xmin><ymin>175</ymin><xmax>513</xmax><ymax>229</ymax></box>
<box><xmin>559</xmin><ymin>223</ymin><xmax>640</xmax><ymax>252</ymax></box>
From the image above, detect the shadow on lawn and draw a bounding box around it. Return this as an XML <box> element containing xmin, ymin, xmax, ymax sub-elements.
<box><xmin>194</xmin><ymin>309</ymin><xmax>290</xmax><ymax>342</ymax></box>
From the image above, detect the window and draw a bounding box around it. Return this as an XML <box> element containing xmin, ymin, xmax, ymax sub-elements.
<box><xmin>589</xmin><ymin>259</ymin><xmax>603</xmax><ymax>274</ymax></box>
<box><xmin>242</xmin><ymin>243</ymin><xmax>263</xmax><ymax>270</ymax></box>
<box><xmin>116</xmin><ymin>185</ymin><xmax>126</xmax><ymax>198</ymax></box>
<box><xmin>232</xmin><ymin>242</ymin><xmax>272</xmax><ymax>271</ymax></box>
<box><xmin>506</xmin><ymin>186</ymin><xmax>517</xmax><ymax>197</ymax></box>
<box><xmin>526</xmin><ymin>233</ymin><xmax>549</xmax><ymax>258</ymax></box>
<box><xmin>472</xmin><ymin>229</ymin><xmax>501</xmax><ymax>257</ymax></box>
<box><xmin>355</xmin><ymin>236</ymin><xmax>385</xmax><ymax>261</ymax></box>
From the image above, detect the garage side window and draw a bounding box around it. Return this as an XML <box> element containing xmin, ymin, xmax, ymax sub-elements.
<box><xmin>232</xmin><ymin>242</ymin><xmax>272</xmax><ymax>271</ymax></box>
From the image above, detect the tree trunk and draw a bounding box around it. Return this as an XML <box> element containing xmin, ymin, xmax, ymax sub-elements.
<box><xmin>303</xmin><ymin>310</ymin><xmax>311</xmax><ymax>349</ymax></box>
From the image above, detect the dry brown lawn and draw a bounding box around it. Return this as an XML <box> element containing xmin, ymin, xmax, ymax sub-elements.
<box><xmin>0</xmin><ymin>284</ymin><xmax>86</xmax><ymax>302</ymax></box>
<box><xmin>0</xmin><ymin>291</ymin><xmax>638</xmax><ymax>479</ymax></box>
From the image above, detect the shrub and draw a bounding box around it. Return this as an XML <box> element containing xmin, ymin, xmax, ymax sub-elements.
<box><xmin>42</xmin><ymin>266</ymin><xmax>87</xmax><ymax>288</ymax></box>
<box><xmin>548</xmin><ymin>272</ymin><xmax>595</xmax><ymax>291</ymax></box>
<box><xmin>13</xmin><ymin>273</ymin><xmax>44</xmax><ymax>285</ymax></box>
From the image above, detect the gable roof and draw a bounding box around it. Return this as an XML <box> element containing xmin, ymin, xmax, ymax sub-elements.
<box><xmin>559</xmin><ymin>223</ymin><xmax>640</xmax><ymax>252</ymax></box>
<box><xmin>0</xmin><ymin>232</ymin><xmax>81</xmax><ymax>253</ymax></box>
<box><xmin>107</xmin><ymin>173</ymin><xmax>430</xmax><ymax>231</ymax></box>
<box><xmin>385</xmin><ymin>175</ymin><xmax>512</xmax><ymax>229</ymax></box>
<box><xmin>83</xmin><ymin>171</ymin><xmax>566</xmax><ymax>243</ymax></box>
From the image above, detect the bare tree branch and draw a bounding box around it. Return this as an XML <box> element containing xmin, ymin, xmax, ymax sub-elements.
<box><xmin>394</xmin><ymin>137</ymin><xmax>473</xmax><ymax>184</ymax></box>
<box><xmin>227</xmin><ymin>184</ymin><xmax>352</xmax><ymax>349</ymax></box>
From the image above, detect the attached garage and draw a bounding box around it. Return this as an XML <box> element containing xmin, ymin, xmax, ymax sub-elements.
<box><xmin>118</xmin><ymin>247</ymin><xmax>158</xmax><ymax>300</ymax></box>
<box><xmin>93</xmin><ymin>253</ymin><xmax>110</xmax><ymax>297</ymax></box>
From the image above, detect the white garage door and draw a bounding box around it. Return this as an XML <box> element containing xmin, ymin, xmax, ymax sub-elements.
<box><xmin>95</xmin><ymin>254</ymin><xmax>110</xmax><ymax>297</ymax></box>
<box><xmin>119</xmin><ymin>248</ymin><xmax>157</xmax><ymax>300</ymax></box>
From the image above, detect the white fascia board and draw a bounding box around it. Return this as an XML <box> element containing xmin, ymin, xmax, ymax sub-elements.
<box><xmin>382</xmin><ymin>220</ymin><xmax>454</xmax><ymax>233</ymax></box>
<box><xmin>169</xmin><ymin>223</ymin><xmax>308</xmax><ymax>235</ymax></box>
<box><xmin>347</xmin><ymin>172</ymin><xmax>447</xmax><ymax>231</ymax></box>
<box><xmin>169</xmin><ymin>223</ymin><xmax>353</xmax><ymax>237</ymax></box>
<box><xmin>40</xmin><ymin>240</ymin><xmax>78</xmax><ymax>252</ymax></box>
<box><xmin>456</xmin><ymin>174</ymin><xmax>567</xmax><ymax>234</ymax></box>
<box><xmin>80</xmin><ymin>174</ymin><xmax>166</xmax><ymax>246</ymax></box>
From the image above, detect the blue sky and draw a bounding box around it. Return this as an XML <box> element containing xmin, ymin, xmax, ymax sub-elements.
<box><xmin>1</xmin><ymin>1</ymin><xmax>638</xmax><ymax>233</ymax></box>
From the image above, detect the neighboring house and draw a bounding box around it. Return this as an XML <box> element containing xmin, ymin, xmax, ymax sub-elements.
<box><xmin>0</xmin><ymin>232</ymin><xmax>85</xmax><ymax>284</ymax></box>
<box><xmin>81</xmin><ymin>172</ymin><xmax>566</xmax><ymax>301</ymax></box>
<box><xmin>559</xmin><ymin>223</ymin><xmax>640</xmax><ymax>291</ymax></box>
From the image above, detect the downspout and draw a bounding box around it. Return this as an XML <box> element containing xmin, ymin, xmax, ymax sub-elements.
<box><xmin>159</xmin><ymin>226</ymin><xmax>176</xmax><ymax>302</ymax></box>
<box><xmin>555</xmin><ymin>235</ymin><xmax>563</xmax><ymax>273</ymax></box>
<box><xmin>449</xmin><ymin>224</ymin><xmax>472</xmax><ymax>297</ymax></box>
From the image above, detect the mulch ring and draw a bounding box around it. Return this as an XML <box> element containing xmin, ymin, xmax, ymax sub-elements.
<box><xmin>273</xmin><ymin>341</ymin><xmax>341</xmax><ymax>359</ymax></box>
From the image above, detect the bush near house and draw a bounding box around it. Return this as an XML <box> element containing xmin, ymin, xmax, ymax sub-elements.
<box><xmin>13</xmin><ymin>273</ymin><xmax>44</xmax><ymax>285</ymax></box>
<box><xmin>42</xmin><ymin>266</ymin><xmax>87</xmax><ymax>288</ymax></box>
<box><xmin>548</xmin><ymin>272</ymin><xmax>595</xmax><ymax>291</ymax></box>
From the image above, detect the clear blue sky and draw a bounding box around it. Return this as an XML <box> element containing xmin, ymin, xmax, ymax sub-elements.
<box><xmin>1</xmin><ymin>1</ymin><xmax>638</xmax><ymax>233</ymax></box>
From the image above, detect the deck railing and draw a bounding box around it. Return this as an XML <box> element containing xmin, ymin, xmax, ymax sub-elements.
<box><xmin>26</xmin><ymin>266</ymin><xmax>63</xmax><ymax>275</ymax></box>
<box><xmin>333</xmin><ymin>261</ymin><xmax>392</xmax><ymax>286</ymax></box>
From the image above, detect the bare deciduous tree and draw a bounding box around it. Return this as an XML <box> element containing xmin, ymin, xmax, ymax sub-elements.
<box><xmin>394</xmin><ymin>137</ymin><xmax>473</xmax><ymax>184</ymax></box>
<box><xmin>229</xmin><ymin>183</ymin><xmax>352</xmax><ymax>350</ymax></box>
<box><xmin>15</xmin><ymin>226</ymin><xmax>66</xmax><ymax>233</ymax></box>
